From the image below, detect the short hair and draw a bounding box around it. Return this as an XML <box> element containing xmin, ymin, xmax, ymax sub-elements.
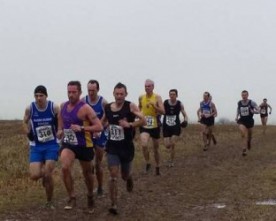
<box><xmin>114</xmin><ymin>82</ymin><xmax>127</xmax><ymax>93</ymax></box>
<box><xmin>34</xmin><ymin>85</ymin><xmax>48</xmax><ymax>96</ymax></box>
<box><xmin>204</xmin><ymin>91</ymin><xmax>210</xmax><ymax>97</ymax></box>
<box><xmin>145</xmin><ymin>79</ymin><xmax>154</xmax><ymax>85</ymax></box>
<box><xmin>263</xmin><ymin>98</ymin><xmax>267</xmax><ymax>101</ymax></box>
<box><xmin>88</xmin><ymin>80</ymin><xmax>100</xmax><ymax>90</ymax></box>
<box><xmin>68</xmin><ymin>81</ymin><xmax>82</xmax><ymax>92</ymax></box>
<box><xmin>242</xmin><ymin>90</ymin><xmax>248</xmax><ymax>94</ymax></box>
<box><xmin>169</xmin><ymin>89</ymin><xmax>178</xmax><ymax>96</ymax></box>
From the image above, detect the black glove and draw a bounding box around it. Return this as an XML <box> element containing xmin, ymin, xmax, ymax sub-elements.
<box><xmin>27</xmin><ymin>131</ymin><xmax>34</xmax><ymax>141</ymax></box>
<box><xmin>180</xmin><ymin>120</ymin><xmax>188</xmax><ymax>128</ymax></box>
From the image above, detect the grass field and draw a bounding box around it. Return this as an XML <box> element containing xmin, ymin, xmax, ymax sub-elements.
<box><xmin>1</xmin><ymin>120</ymin><xmax>276</xmax><ymax>220</ymax></box>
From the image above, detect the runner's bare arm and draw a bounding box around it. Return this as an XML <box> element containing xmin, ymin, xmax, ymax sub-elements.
<box><xmin>138</xmin><ymin>95</ymin><xmax>142</xmax><ymax>110</ymax></box>
<box><xmin>153</xmin><ymin>95</ymin><xmax>165</xmax><ymax>115</ymax></box>
<box><xmin>211</xmin><ymin>102</ymin><xmax>218</xmax><ymax>117</ymax></box>
<box><xmin>268</xmin><ymin>104</ymin><xmax>272</xmax><ymax>114</ymax></box>
<box><xmin>84</xmin><ymin>104</ymin><xmax>103</xmax><ymax>132</ymax></box>
<box><xmin>22</xmin><ymin>105</ymin><xmax>31</xmax><ymax>135</ymax></box>
<box><xmin>180</xmin><ymin>102</ymin><xmax>188</xmax><ymax>121</ymax></box>
<box><xmin>56</xmin><ymin>103</ymin><xmax>65</xmax><ymax>139</ymax></box>
<box><xmin>130</xmin><ymin>103</ymin><xmax>146</xmax><ymax>127</ymax></box>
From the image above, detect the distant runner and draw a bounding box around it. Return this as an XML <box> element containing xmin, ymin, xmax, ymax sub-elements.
<box><xmin>235</xmin><ymin>90</ymin><xmax>259</xmax><ymax>156</ymax></box>
<box><xmin>197</xmin><ymin>92</ymin><xmax>217</xmax><ymax>151</ymax></box>
<box><xmin>163</xmin><ymin>89</ymin><xmax>188</xmax><ymax>167</ymax></box>
<box><xmin>259</xmin><ymin>98</ymin><xmax>272</xmax><ymax>134</ymax></box>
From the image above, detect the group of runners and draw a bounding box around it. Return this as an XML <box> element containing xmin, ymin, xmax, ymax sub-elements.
<box><xmin>22</xmin><ymin>79</ymin><xmax>272</xmax><ymax>215</ymax></box>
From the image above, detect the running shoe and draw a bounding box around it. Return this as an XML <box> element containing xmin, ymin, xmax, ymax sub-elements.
<box><xmin>87</xmin><ymin>195</ymin><xmax>95</xmax><ymax>213</ymax></box>
<box><xmin>109</xmin><ymin>204</ymin><xmax>118</xmax><ymax>215</ymax></box>
<box><xmin>64</xmin><ymin>197</ymin><xmax>76</xmax><ymax>210</ymax></box>
<box><xmin>126</xmin><ymin>177</ymin><xmax>134</xmax><ymax>192</ymax></box>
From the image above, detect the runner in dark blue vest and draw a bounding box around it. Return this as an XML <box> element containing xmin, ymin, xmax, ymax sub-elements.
<box><xmin>83</xmin><ymin>80</ymin><xmax>108</xmax><ymax>197</ymax></box>
<box><xmin>197</xmin><ymin>92</ymin><xmax>217</xmax><ymax>151</ymax></box>
<box><xmin>23</xmin><ymin>85</ymin><xmax>59</xmax><ymax>209</ymax></box>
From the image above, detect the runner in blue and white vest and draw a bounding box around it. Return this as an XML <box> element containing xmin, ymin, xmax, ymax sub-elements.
<box><xmin>23</xmin><ymin>85</ymin><xmax>60</xmax><ymax>208</ymax></box>
<box><xmin>197</xmin><ymin>91</ymin><xmax>217</xmax><ymax>151</ymax></box>
<box><xmin>83</xmin><ymin>79</ymin><xmax>108</xmax><ymax>197</ymax></box>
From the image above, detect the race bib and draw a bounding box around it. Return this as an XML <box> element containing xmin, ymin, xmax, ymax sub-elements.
<box><xmin>63</xmin><ymin>129</ymin><xmax>78</xmax><ymax>145</ymax></box>
<box><xmin>261</xmin><ymin>109</ymin><xmax>266</xmax><ymax>114</ymax></box>
<box><xmin>109</xmin><ymin>124</ymin><xmax>125</xmax><ymax>141</ymax></box>
<box><xmin>202</xmin><ymin>109</ymin><xmax>211</xmax><ymax>117</ymax></box>
<box><xmin>240</xmin><ymin>107</ymin><xmax>250</xmax><ymax>117</ymax></box>
<box><xmin>145</xmin><ymin>116</ymin><xmax>155</xmax><ymax>128</ymax></box>
<box><xmin>36</xmin><ymin>125</ymin><xmax>54</xmax><ymax>143</ymax></box>
<box><xmin>166</xmin><ymin>115</ymin><xmax>176</xmax><ymax>126</ymax></box>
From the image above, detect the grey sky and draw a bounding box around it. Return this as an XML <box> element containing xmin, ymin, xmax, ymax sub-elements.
<box><xmin>0</xmin><ymin>0</ymin><xmax>275</xmax><ymax>123</ymax></box>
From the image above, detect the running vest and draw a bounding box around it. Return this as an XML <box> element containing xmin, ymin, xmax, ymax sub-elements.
<box><xmin>238</xmin><ymin>100</ymin><xmax>254</xmax><ymax>120</ymax></box>
<box><xmin>85</xmin><ymin>95</ymin><xmax>104</xmax><ymax>119</ymax></box>
<box><xmin>30</xmin><ymin>101</ymin><xmax>58</xmax><ymax>146</ymax></box>
<box><xmin>140</xmin><ymin>93</ymin><xmax>158</xmax><ymax>129</ymax></box>
<box><xmin>260</xmin><ymin>103</ymin><xmax>268</xmax><ymax>115</ymax></box>
<box><xmin>200</xmin><ymin>101</ymin><xmax>213</xmax><ymax>117</ymax></box>
<box><xmin>105</xmin><ymin>101</ymin><xmax>135</xmax><ymax>143</ymax></box>
<box><xmin>61</xmin><ymin>101</ymin><xmax>93</xmax><ymax>147</ymax></box>
<box><xmin>163</xmin><ymin>100</ymin><xmax>181</xmax><ymax>127</ymax></box>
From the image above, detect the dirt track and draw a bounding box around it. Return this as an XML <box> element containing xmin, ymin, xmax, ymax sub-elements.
<box><xmin>1</xmin><ymin>124</ymin><xmax>276</xmax><ymax>221</ymax></box>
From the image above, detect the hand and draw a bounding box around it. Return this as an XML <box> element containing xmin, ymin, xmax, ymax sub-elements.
<box><xmin>56</xmin><ymin>129</ymin><xmax>63</xmax><ymax>139</ymax></box>
<box><xmin>269</xmin><ymin>112</ymin><xmax>272</xmax><ymax>115</ymax></box>
<box><xmin>119</xmin><ymin>119</ymin><xmax>132</xmax><ymax>128</ymax></box>
<box><xmin>70</xmin><ymin>124</ymin><xmax>82</xmax><ymax>132</ymax></box>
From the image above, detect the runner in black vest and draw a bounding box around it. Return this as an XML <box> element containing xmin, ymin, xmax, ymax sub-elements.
<box><xmin>163</xmin><ymin>89</ymin><xmax>188</xmax><ymax>167</ymax></box>
<box><xmin>235</xmin><ymin>90</ymin><xmax>259</xmax><ymax>156</ymax></box>
<box><xmin>103</xmin><ymin>82</ymin><xmax>145</xmax><ymax>215</ymax></box>
<box><xmin>259</xmin><ymin>98</ymin><xmax>272</xmax><ymax>134</ymax></box>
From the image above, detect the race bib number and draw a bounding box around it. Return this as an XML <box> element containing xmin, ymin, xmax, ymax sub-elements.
<box><xmin>63</xmin><ymin>129</ymin><xmax>78</xmax><ymax>145</ymax></box>
<box><xmin>145</xmin><ymin>116</ymin><xmax>155</xmax><ymax>128</ymax></box>
<box><xmin>261</xmin><ymin>109</ymin><xmax>266</xmax><ymax>114</ymax></box>
<box><xmin>240</xmin><ymin>107</ymin><xmax>249</xmax><ymax>117</ymax></box>
<box><xmin>166</xmin><ymin>115</ymin><xmax>176</xmax><ymax>126</ymax></box>
<box><xmin>202</xmin><ymin>109</ymin><xmax>211</xmax><ymax>117</ymax></box>
<box><xmin>109</xmin><ymin>124</ymin><xmax>125</xmax><ymax>141</ymax></box>
<box><xmin>36</xmin><ymin>125</ymin><xmax>54</xmax><ymax>143</ymax></box>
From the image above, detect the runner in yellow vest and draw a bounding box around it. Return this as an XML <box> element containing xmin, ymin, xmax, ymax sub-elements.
<box><xmin>139</xmin><ymin>79</ymin><xmax>165</xmax><ymax>175</ymax></box>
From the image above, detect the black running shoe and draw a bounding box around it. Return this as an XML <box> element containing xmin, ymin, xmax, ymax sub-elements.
<box><xmin>126</xmin><ymin>177</ymin><xmax>134</xmax><ymax>192</ymax></box>
<box><xmin>109</xmin><ymin>204</ymin><xmax>118</xmax><ymax>215</ymax></box>
<box><xmin>155</xmin><ymin>167</ymin><xmax>160</xmax><ymax>176</ymax></box>
<box><xmin>146</xmin><ymin>163</ymin><xmax>151</xmax><ymax>172</ymax></box>
<box><xmin>242</xmin><ymin>149</ymin><xmax>247</xmax><ymax>157</ymax></box>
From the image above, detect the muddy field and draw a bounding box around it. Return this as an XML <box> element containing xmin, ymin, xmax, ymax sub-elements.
<box><xmin>1</xmin><ymin>121</ymin><xmax>276</xmax><ymax>220</ymax></box>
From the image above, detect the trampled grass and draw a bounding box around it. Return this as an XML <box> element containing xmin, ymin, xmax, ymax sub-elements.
<box><xmin>1</xmin><ymin>121</ymin><xmax>276</xmax><ymax>220</ymax></box>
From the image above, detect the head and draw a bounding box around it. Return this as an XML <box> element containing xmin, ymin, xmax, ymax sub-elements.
<box><xmin>241</xmin><ymin>90</ymin><xmax>249</xmax><ymax>101</ymax></box>
<box><xmin>203</xmin><ymin>91</ymin><xmax>211</xmax><ymax>101</ymax></box>
<box><xmin>113</xmin><ymin>82</ymin><xmax>128</xmax><ymax>105</ymax></box>
<box><xmin>144</xmin><ymin>79</ymin><xmax>154</xmax><ymax>94</ymax></box>
<box><xmin>34</xmin><ymin>85</ymin><xmax>48</xmax><ymax>106</ymax></box>
<box><xmin>169</xmin><ymin>89</ymin><xmax>178</xmax><ymax>102</ymax></box>
<box><xmin>263</xmin><ymin>98</ymin><xmax>267</xmax><ymax>103</ymax></box>
<box><xmin>67</xmin><ymin>81</ymin><xmax>82</xmax><ymax>104</ymax></box>
<box><xmin>87</xmin><ymin>80</ymin><xmax>100</xmax><ymax>99</ymax></box>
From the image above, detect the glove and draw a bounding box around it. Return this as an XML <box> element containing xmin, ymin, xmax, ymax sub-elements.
<box><xmin>180</xmin><ymin>120</ymin><xmax>188</xmax><ymax>128</ymax></box>
<box><xmin>27</xmin><ymin>131</ymin><xmax>34</xmax><ymax>141</ymax></box>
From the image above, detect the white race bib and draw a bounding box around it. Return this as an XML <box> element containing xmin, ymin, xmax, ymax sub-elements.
<box><xmin>36</xmin><ymin>125</ymin><xmax>54</xmax><ymax>143</ymax></box>
<box><xmin>63</xmin><ymin>129</ymin><xmax>78</xmax><ymax>145</ymax></box>
<box><xmin>145</xmin><ymin>116</ymin><xmax>155</xmax><ymax>128</ymax></box>
<box><xmin>261</xmin><ymin>109</ymin><xmax>266</xmax><ymax>114</ymax></box>
<box><xmin>166</xmin><ymin>115</ymin><xmax>176</xmax><ymax>126</ymax></box>
<box><xmin>109</xmin><ymin>124</ymin><xmax>125</xmax><ymax>141</ymax></box>
<box><xmin>240</xmin><ymin>107</ymin><xmax>250</xmax><ymax>117</ymax></box>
